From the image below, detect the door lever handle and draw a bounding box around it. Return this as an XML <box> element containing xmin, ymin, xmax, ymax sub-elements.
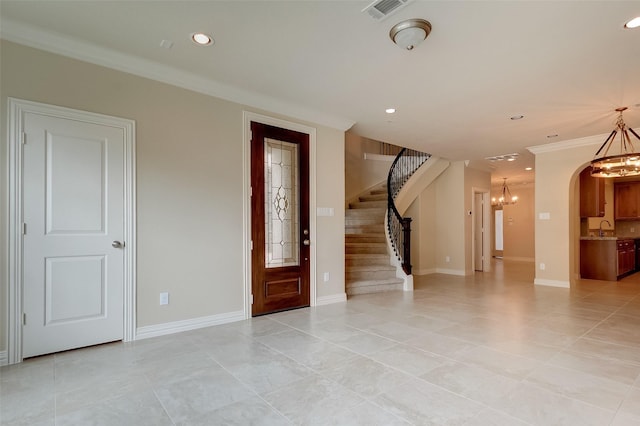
<box><xmin>112</xmin><ymin>241</ymin><xmax>124</xmax><ymax>249</ymax></box>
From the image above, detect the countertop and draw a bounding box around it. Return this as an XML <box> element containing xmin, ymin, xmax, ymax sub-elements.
<box><xmin>580</xmin><ymin>236</ymin><xmax>640</xmax><ymax>241</ymax></box>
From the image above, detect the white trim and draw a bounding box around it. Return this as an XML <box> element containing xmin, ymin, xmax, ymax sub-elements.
<box><xmin>527</xmin><ymin>133</ymin><xmax>604</xmax><ymax>154</ymax></box>
<box><xmin>0</xmin><ymin>351</ymin><xmax>7</xmax><ymax>366</ymax></box>
<box><xmin>316</xmin><ymin>293</ymin><xmax>347</xmax><ymax>306</ymax></box>
<box><xmin>435</xmin><ymin>268</ymin><xmax>467</xmax><ymax>276</ymax></box>
<box><xmin>503</xmin><ymin>256</ymin><xmax>535</xmax><ymax>262</ymax></box>
<box><xmin>471</xmin><ymin>187</ymin><xmax>492</xmax><ymax>273</ymax></box>
<box><xmin>412</xmin><ymin>268</ymin><xmax>436</xmax><ymax>276</ymax></box>
<box><xmin>242</xmin><ymin>111</ymin><xmax>317</xmax><ymax>319</ymax></box>
<box><xmin>0</xmin><ymin>19</ymin><xmax>354</xmax><ymax>133</ymax></box>
<box><xmin>6</xmin><ymin>98</ymin><xmax>136</xmax><ymax>364</ymax></box>
<box><xmin>136</xmin><ymin>311</ymin><xmax>245</xmax><ymax>341</ymax></box>
<box><xmin>534</xmin><ymin>278</ymin><xmax>570</xmax><ymax>288</ymax></box>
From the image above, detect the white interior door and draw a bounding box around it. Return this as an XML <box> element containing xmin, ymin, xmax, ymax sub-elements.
<box><xmin>22</xmin><ymin>111</ymin><xmax>125</xmax><ymax>358</ymax></box>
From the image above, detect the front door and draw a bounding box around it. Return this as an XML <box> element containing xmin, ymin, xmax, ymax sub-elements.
<box><xmin>22</xmin><ymin>110</ymin><xmax>126</xmax><ymax>358</ymax></box>
<box><xmin>251</xmin><ymin>122</ymin><xmax>310</xmax><ymax>316</ymax></box>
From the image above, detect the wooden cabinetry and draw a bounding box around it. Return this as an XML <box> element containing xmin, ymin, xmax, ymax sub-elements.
<box><xmin>580</xmin><ymin>238</ymin><xmax>638</xmax><ymax>280</ymax></box>
<box><xmin>580</xmin><ymin>167</ymin><xmax>605</xmax><ymax>217</ymax></box>
<box><xmin>617</xmin><ymin>239</ymin><xmax>636</xmax><ymax>276</ymax></box>
<box><xmin>615</xmin><ymin>182</ymin><xmax>640</xmax><ymax>219</ymax></box>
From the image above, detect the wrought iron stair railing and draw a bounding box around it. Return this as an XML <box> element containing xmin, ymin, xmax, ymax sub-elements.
<box><xmin>387</xmin><ymin>148</ymin><xmax>431</xmax><ymax>275</ymax></box>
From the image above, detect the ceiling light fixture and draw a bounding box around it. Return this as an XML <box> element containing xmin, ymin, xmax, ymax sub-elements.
<box><xmin>386</xmin><ymin>108</ymin><xmax>396</xmax><ymax>114</ymax></box>
<box><xmin>191</xmin><ymin>32</ymin><xmax>213</xmax><ymax>46</ymax></box>
<box><xmin>485</xmin><ymin>153</ymin><xmax>519</xmax><ymax>162</ymax></box>
<box><xmin>525</xmin><ymin>167</ymin><xmax>533</xmax><ymax>171</ymax></box>
<box><xmin>492</xmin><ymin>178</ymin><xmax>518</xmax><ymax>206</ymax></box>
<box><xmin>624</xmin><ymin>16</ymin><xmax>640</xmax><ymax>29</ymax></box>
<box><xmin>591</xmin><ymin>107</ymin><xmax>640</xmax><ymax>178</ymax></box>
<box><xmin>389</xmin><ymin>18</ymin><xmax>431</xmax><ymax>50</ymax></box>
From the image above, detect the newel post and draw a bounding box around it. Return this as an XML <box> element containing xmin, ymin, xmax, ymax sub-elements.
<box><xmin>401</xmin><ymin>217</ymin><xmax>412</xmax><ymax>275</ymax></box>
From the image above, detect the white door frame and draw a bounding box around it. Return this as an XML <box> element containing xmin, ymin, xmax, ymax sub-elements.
<box><xmin>6</xmin><ymin>98</ymin><xmax>136</xmax><ymax>364</ymax></box>
<box><xmin>471</xmin><ymin>187</ymin><xmax>491</xmax><ymax>272</ymax></box>
<box><xmin>242</xmin><ymin>111</ymin><xmax>317</xmax><ymax>319</ymax></box>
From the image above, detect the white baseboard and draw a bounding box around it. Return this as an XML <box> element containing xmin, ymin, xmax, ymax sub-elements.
<box><xmin>316</xmin><ymin>293</ymin><xmax>347</xmax><ymax>305</ymax></box>
<box><xmin>435</xmin><ymin>268</ymin><xmax>467</xmax><ymax>276</ymax></box>
<box><xmin>0</xmin><ymin>351</ymin><xmax>7</xmax><ymax>366</ymax></box>
<box><xmin>502</xmin><ymin>256</ymin><xmax>535</xmax><ymax>262</ymax></box>
<box><xmin>413</xmin><ymin>268</ymin><xmax>437</xmax><ymax>276</ymax></box>
<box><xmin>534</xmin><ymin>278</ymin><xmax>570</xmax><ymax>288</ymax></box>
<box><xmin>136</xmin><ymin>310</ymin><xmax>245</xmax><ymax>341</ymax></box>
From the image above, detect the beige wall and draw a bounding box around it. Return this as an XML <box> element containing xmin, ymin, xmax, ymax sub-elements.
<box><xmin>344</xmin><ymin>132</ymin><xmax>392</xmax><ymax>203</ymax></box>
<box><xmin>435</xmin><ymin>162</ymin><xmax>466</xmax><ymax>274</ymax></box>
<box><xmin>407</xmin><ymin>184</ymin><xmax>437</xmax><ymax>275</ymax></box>
<box><xmin>531</xmin><ymin>135</ymin><xmax>602</xmax><ymax>286</ymax></box>
<box><xmin>464</xmin><ymin>165</ymin><xmax>492</xmax><ymax>274</ymax></box>
<box><xmin>501</xmin><ymin>185</ymin><xmax>535</xmax><ymax>261</ymax></box>
<box><xmin>0</xmin><ymin>41</ymin><xmax>346</xmax><ymax>352</ymax></box>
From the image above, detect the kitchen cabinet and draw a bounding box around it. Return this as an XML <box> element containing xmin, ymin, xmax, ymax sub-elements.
<box><xmin>617</xmin><ymin>239</ymin><xmax>636</xmax><ymax>276</ymax></box>
<box><xmin>580</xmin><ymin>238</ymin><xmax>637</xmax><ymax>280</ymax></box>
<box><xmin>615</xmin><ymin>182</ymin><xmax>640</xmax><ymax>219</ymax></box>
<box><xmin>580</xmin><ymin>167</ymin><xmax>605</xmax><ymax>217</ymax></box>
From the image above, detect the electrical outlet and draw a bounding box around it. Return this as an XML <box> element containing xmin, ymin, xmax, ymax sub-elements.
<box><xmin>160</xmin><ymin>292</ymin><xmax>169</xmax><ymax>305</ymax></box>
<box><xmin>539</xmin><ymin>263</ymin><xmax>546</xmax><ymax>271</ymax></box>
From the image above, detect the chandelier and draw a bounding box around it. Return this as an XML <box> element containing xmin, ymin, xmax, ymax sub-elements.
<box><xmin>591</xmin><ymin>107</ymin><xmax>640</xmax><ymax>178</ymax></box>
<box><xmin>492</xmin><ymin>178</ymin><xmax>518</xmax><ymax>206</ymax></box>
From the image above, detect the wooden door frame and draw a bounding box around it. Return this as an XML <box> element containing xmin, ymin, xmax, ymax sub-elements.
<box><xmin>243</xmin><ymin>111</ymin><xmax>316</xmax><ymax>319</ymax></box>
<box><xmin>6</xmin><ymin>98</ymin><xmax>137</xmax><ymax>365</ymax></box>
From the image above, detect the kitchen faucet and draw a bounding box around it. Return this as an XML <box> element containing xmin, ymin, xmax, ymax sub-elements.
<box><xmin>599</xmin><ymin>220</ymin><xmax>612</xmax><ymax>237</ymax></box>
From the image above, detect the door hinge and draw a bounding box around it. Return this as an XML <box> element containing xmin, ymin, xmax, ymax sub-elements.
<box><xmin>250</xmin><ymin>240</ymin><xmax>253</xmax><ymax>250</ymax></box>
<box><xmin>22</xmin><ymin>223</ymin><xmax>27</xmax><ymax>235</ymax></box>
<box><xmin>250</xmin><ymin>294</ymin><xmax>254</xmax><ymax>305</ymax></box>
<box><xmin>250</xmin><ymin>186</ymin><xmax>253</xmax><ymax>197</ymax></box>
<box><xmin>22</xmin><ymin>132</ymin><xmax>26</xmax><ymax>145</ymax></box>
<box><xmin>23</xmin><ymin>313</ymin><xmax>27</xmax><ymax>325</ymax></box>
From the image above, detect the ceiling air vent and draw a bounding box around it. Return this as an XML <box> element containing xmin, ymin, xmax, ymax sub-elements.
<box><xmin>362</xmin><ymin>0</ymin><xmax>414</xmax><ymax>22</ymax></box>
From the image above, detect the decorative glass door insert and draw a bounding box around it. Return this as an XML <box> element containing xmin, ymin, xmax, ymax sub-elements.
<box><xmin>264</xmin><ymin>138</ymin><xmax>299</xmax><ymax>268</ymax></box>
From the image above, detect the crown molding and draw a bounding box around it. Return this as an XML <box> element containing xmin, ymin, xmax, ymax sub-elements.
<box><xmin>0</xmin><ymin>18</ymin><xmax>355</xmax><ymax>132</ymax></box>
<box><xmin>527</xmin><ymin>133</ymin><xmax>606</xmax><ymax>154</ymax></box>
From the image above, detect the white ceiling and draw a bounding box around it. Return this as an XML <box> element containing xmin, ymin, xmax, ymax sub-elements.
<box><xmin>1</xmin><ymin>1</ymin><xmax>639</xmax><ymax>188</ymax></box>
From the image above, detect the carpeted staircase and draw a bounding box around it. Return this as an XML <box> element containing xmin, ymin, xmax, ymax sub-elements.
<box><xmin>345</xmin><ymin>185</ymin><xmax>404</xmax><ymax>295</ymax></box>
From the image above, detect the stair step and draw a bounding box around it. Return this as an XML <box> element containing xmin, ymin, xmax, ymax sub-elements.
<box><xmin>359</xmin><ymin>193</ymin><xmax>387</xmax><ymax>202</ymax></box>
<box><xmin>345</xmin><ymin>233</ymin><xmax>386</xmax><ymax>243</ymax></box>
<box><xmin>345</xmin><ymin>253</ymin><xmax>391</xmax><ymax>267</ymax></box>
<box><xmin>345</xmin><ymin>218</ymin><xmax>384</xmax><ymax>227</ymax></box>
<box><xmin>346</xmin><ymin>208</ymin><xmax>385</xmax><ymax>217</ymax></box>
<box><xmin>346</xmin><ymin>266</ymin><xmax>397</xmax><ymax>281</ymax></box>
<box><xmin>346</xmin><ymin>278</ymin><xmax>404</xmax><ymax>295</ymax></box>
<box><xmin>349</xmin><ymin>200</ymin><xmax>386</xmax><ymax>209</ymax></box>
<box><xmin>345</xmin><ymin>224</ymin><xmax>386</xmax><ymax>234</ymax></box>
<box><xmin>346</xmin><ymin>242</ymin><xmax>387</xmax><ymax>255</ymax></box>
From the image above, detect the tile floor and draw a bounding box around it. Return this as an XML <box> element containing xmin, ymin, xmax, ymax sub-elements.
<box><xmin>2</xmin><ymin>260</ymin><xmax>640</xmax><ymax>425</ymax></box>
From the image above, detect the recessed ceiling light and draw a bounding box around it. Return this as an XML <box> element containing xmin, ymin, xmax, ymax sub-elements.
<box><xmin>191</xmin><ymin>33</ymin><xmax>214</xmax><ymax>46</ymax></box>
<box><xmin>510</xmin><ymin>115</ymin><xmax>524</xmax><ymax>120</ymax></box>
<box><xmin>624</xmin><ymin>16</ymin><xmax>640</xmax><ymax>29</ymax></box>
<box><xmin>385</xmin><ymin>108</ymin><xmax>396</xmax><ymax>114</ymax></box>
<box><xmin>525</xmin><ymin>167</ymin><xmax>533</xmax><ymax>171</ymax></box>
<box><xmin>547</xmin><ymin>134</ymin><xmax>559</xmax><ymax>138</ymax></box>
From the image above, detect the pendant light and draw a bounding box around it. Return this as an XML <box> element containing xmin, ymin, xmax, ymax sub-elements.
<box><xmin>591</xmin><ymin>107</ymin><xmax>640</xmax><ymax>178</ymax></box>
